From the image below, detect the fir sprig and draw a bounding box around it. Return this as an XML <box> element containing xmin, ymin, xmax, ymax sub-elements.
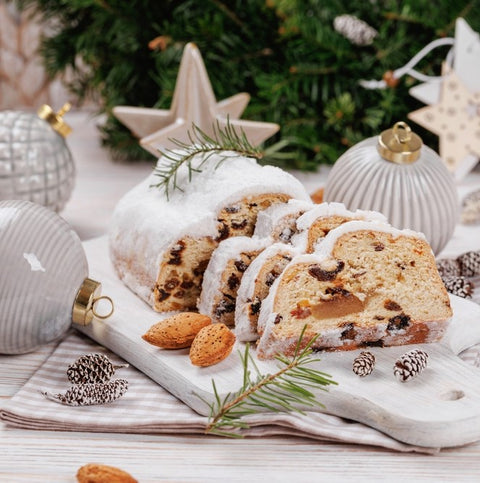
<box><xmin>151</xmin><ymin>121</ymin><xmax>263</xmax><ymax>199</ymax></box>
<box><xmin>204</xmin><ymin>328</ymin><xmax>337</xmax><ymax>437</ymax></box>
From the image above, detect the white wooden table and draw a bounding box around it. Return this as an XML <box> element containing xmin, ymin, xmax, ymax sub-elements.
<box><xmin>1</xmin><ymin>111</ymin><xmax>480</xmax><ymax>482</ymax></box>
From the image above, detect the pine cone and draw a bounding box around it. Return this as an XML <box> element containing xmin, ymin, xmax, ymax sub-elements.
<box><xmin>461</xmin><ymin>200</ymin><xmax>480</xmax><ymax>224</ymax></box>
<box><xmin>67</xmin><ymin>353</ymin><xmax>128</xmax><ymax>385</ymax></box>
<box><xmin>393</xmin><ymin>349</ymin><xmax>428</xmax><ymax>383</ymax></box>
<box><xmin>442</xmin><ymin>275</ymin><xmax>474</xmax><ymax>298</ymax></box>
<box><xmin>333</xmin><ymin>14</ymin><xmax>378</xmax><ymax>46</ymax></box>
<box><xmin>43</xmin><ymin>379</ymin><xmax>128</xmax><ymax>406</ymax></box>
<box><xmin>463</xmin><ymin>189</ymin><xmax>480</xmax><ymax>205</ymax></box>
<box><xmin>436</xmin><ymin>258</ymin><xmax>460</xmax><ymax>278</ymax></box>
<box><xmin>457</xmin><ymin>251</ymin><xmax>480</xmax><ymax>277</ymax></box>
<box><xmin>352</xmin><ymin>351</ymin><xmax>375</xmax><ymax>377</ymax></box>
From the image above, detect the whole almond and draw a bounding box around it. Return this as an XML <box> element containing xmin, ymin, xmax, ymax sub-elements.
<box><xmin>77</xmin><ymin>463</ymin><xmax>137</xmax><ymax>483</ymax></box>
<box><xmin>189</xmin><ymin>323</ymin><xmax>236</xmax><ymax>367</ymax></box>
<box><xmin>142</xmin><ymin>312</ymin><xmax>212</xmax><ymax>349</ymax></box>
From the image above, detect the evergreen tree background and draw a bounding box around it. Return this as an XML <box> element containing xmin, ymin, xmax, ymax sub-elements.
<box><xmin>16</xmin><ymin>0</ymin><xmax>480</xmax><ymax>169</ymax></box>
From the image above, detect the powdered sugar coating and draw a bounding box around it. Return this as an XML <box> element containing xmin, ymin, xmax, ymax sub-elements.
<box><xmin>109</xmin><ymin>151</ymin><xmax>310</xmax><ymax>306</ymax></box>
<box><xmin>254</xmin><ymin>198</ymin><xmax>314</xmax><ymax>240</ymax></box>
<box><xmin>198</xmin><ymin>236</ymin><xmax>271</xmax><ymax>318</ymax></box>
<box><xmin>295</xmin><ymin>202</ymin><xmax>387</xmax><ymax>232</ymax></box>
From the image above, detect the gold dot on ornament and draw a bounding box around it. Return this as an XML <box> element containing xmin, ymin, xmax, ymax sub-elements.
<box><xmin>447</xmin><ymin>157</ymin><xmax>455</xmax><ymax>166</ymax></box>
<box><xmin>447</xmin><ymin>133</ymin><xmax>456</xmax><ymax>141</ymax></box>
<box><xmin>426</xmin><ymin>113</ymin><xmax>434</xmax><ymax>121</ymax></box>
<box><xmin>449</xmin><ymin>81</ymin><xmax>458</xmax><ymax>90</ymax></box>
<box><xmin>447</xmin><ymin>108</ymin><xmax>457</xmax><ymax>116</ymax></box>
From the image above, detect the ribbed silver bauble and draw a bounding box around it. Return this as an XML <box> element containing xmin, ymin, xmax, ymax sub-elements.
<box><xmin>0</xmin><ymin>200</ymin><xmax>113</xmax><ymax>354</ymax></box>
<box><xmin>0</xmin><ymin>104</ymin><xmax>75</xmax><ymax>212</ymax></box>
<box><xmin>324</xmin><ymin>122</ymin><xmax>458</xmax><ymax>255</ymax></box>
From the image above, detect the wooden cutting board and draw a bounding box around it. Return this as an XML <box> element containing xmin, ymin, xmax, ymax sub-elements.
<box><xmin>78</xmin><ymin>237</ymin><xmax>480</xmax><ymax>448</ymax></box>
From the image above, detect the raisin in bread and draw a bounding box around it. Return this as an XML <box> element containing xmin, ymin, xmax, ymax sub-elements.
<box><xmin>109</xmin><ymin>152</ymin><xmax>310</xmax><ymax>312</ymax></box>
<box><xmin>235</xmin><ymin>243</ymin><xmax>300</xmax><ymax>341</ymax></box>
<box><xmin>198</xmin><ymin>236</ymin><xmax>271</xmax><ymax>325</ymax></box>
<box><xmin>256</xmin><ymin>221</ymin><xmax>452</xmax><ymax>359</ymax></box>
<box><xmin>253</xmin><ymin>199</ymin><xmax>314</xmax><ymax>243</ymax></box>
<box><xmin>235</xmin><ymin>203</ymin><xmax>388</xmax><ymax>341</ymax></box>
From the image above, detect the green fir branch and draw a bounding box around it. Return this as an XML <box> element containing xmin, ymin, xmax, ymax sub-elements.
<box><xmin>204</xmin><ymin>328</ymin><xmax>337</xmax><ymax>437</ymax></box>
<box><xmin>151</xmin><ymin>120</ymin><xmax>264</xmax><ymax>199</ymax></box>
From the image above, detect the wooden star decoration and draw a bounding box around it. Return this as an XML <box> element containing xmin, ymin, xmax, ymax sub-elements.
<box><xmin>113</xmin><ymin>42</ymin><xmax>279</xmax><ymax>156</ymax></box>
<box><xmin>408</xmin><ymin>64</ymin><xmax>480</xmax><ymax>179</ymax></box>
<box><xmin>408</xmin><ymin>18</ymin><xmax>480</xmax><ymax>180</ymax></box>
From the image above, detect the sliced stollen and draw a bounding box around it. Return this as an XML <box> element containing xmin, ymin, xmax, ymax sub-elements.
<box><xmin>256</xmin><ymin>220</ymin><xmax>452</xmax><ymax>360</ymax></box>
<box><xmin>235</xmin><ymin>243</ymin><xmax>300</xmax><ymax>342</ymax></box>
<box><xmin>291</xmin><ymin>202</ymin><xmax>387</xmax><ymax>252</ymax></box>
<box><xmin>109</xmin><ymin>152</ymin><xmax>310</xmax><ymax>312</ymax></box>
<box><xmin>235</xmin><ymin>202</ymin><xmax>389</xmax><ymax>342</ymax></box>
<box><xmin>253</xmin><ymin>198</ymin><xmax>314</xmax><ymax>243</ymax></box>
<box><xmin>198</xmin><ymin>236</ymin><xmax>271</xmax><ymax>326</ymax></box>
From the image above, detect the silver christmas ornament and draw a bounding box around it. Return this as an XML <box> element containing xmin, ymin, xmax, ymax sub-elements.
<box><xmin>324</xmin><ymin>122</ymin><xmax>459</xmax><ymax>254</ymax></box>
<box><xmin>0</xmin><ymin>200</ymin><xmax>113</xmax><ymax>354</ymax></box>
<box><xmin>0</xmin><ymin>103</ymin><xmax>75</xmax><ymax>212</ymax></box>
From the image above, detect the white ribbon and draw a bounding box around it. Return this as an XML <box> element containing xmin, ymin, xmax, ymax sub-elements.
<box><xmin>359</xmin><ymin>37</ymin><xmax>455</xmax><ymax>89</ymax></box>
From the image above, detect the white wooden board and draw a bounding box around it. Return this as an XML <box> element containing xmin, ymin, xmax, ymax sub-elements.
<box><xmin>78</xmin><ymin>237</ymin><xmax>480</xmax><ymax>448</ymax></box>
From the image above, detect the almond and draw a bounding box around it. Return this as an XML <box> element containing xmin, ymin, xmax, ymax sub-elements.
<box><xmin>76</xmin><ymin>463</ymin><xmax>137</xmax><ymax>483</ymax></box>
<box><xmin>142</xmin><ymin>312</ymin><xmax>212</xmax><ymax>349</ymax></box>
<box><xmin>189</xmin><ymin>323</ymin><xmax>236</xmax><ymax>367</ymax></box>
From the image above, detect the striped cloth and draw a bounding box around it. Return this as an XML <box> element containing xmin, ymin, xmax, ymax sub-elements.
<box><xmin>1</xmin><ymin>330</ymin><xmax>480</xmax><ymax>455</ymax></box>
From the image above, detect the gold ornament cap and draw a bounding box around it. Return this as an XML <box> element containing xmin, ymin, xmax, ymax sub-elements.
<box><xmin>72</xmin><ymin>278</ymin><xmax>114</xmax><ymax>326</ymax></box>
<box><xmin>377</xmin><ymin>121</ymin><xmax>422</xmax><ymax>164</ymax></box>
<box><xmin>37</xmin><ymin>103</ymin><xmax>72</xmax><ymax>138</ymax></box>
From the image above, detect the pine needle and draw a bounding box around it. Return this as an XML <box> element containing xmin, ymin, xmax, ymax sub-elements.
<box><xmin>203</xmin><ymin>328</ymin><xmax>337</xmax><ymax>437</ymax></box>
<box><xmin>151</xmin><ymin>120</ymin><xmax>264</xmax><ymax>199</ymax></box>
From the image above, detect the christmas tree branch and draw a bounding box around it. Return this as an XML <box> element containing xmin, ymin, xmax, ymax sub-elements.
<box><xmin>151</xmin><ymin>120</ymin><xmax>264</xmax><ymax>198</ymax></box>
<box><xmin>204</xmin><ymin>328</ymin><xmax>337</xmax><ymax>437</ymax></box>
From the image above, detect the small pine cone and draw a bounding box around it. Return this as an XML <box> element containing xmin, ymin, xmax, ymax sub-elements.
<box><xmin>333</xmin><ymin>14</ymin><xmax>378</xmax><ymax>46</ymax></box>
<box><xmin>67</xmin><ymin>353</ymin><xmax>128</xmax><ymax>384</ymax></box>
<box><xmin>457</xmin><ymin>251</ymin><xmax>480</xmax><ymax>277</ymax></box>
<box><xmin>352</xmin><ymin>351</ymin><xmax>376</xmax><ymax>377</ymax></box>
<box><xmin>436</xmin><ymin>258</ymin><xmax>461</xmax><ymax>278</ymax></box>
<box><xmin>442</xmin><ymin>275</ymin><xmax>474</xmax><ymax>298</ymax></box>
<box><xmin>461</xmin><ymin>200</ymin><xmax>480</xmax><ymax>224</ymax></box>
<box><xmin>393</xmin><ymin>349</ymin><xmax>428</xmax><ymax>383</ymax></box>
<box><xmin>43</xmin><ymin>379</ymin><xmax>128</xmax><ymax>406</ymax></box>
<box><xmin>463</xmin><ymin>189</ymin><xmax>480</xmax><ymax>206</ymax></box>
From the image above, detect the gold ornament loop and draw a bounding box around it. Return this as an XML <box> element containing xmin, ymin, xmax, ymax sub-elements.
<box><xmin>91</xmin><ymin>295</ymin><xmax>115</xmax><ymax>320</ymax></box>
<box><xmin>392</xmin><ymin>121</ymin><xmax>412</xmax><ymax>144</ymax></box>
<box><xmin>37</xmin><ymin>102</ymin><xmax>72</xmax><ymax>138</ymax></box>
<box><xmin>377</xmin><ymin>121</ymin><xmax>423</xmax><ymax>164</ymax></box>
<box><xmin>72</xmin><ymin>278</ymin><xmax>114</xmax><ymax>326</ymax></box>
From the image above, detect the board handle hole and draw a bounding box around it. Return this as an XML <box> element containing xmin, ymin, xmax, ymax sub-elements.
<box><xmin>439</xmin><ymin>389</ymin><xmax>465</xmax><ymax>401</ymax></box>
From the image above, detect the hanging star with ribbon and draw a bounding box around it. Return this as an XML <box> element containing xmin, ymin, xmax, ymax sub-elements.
<box><xmin>408</xmin><ymin>18</ymin><xmax>480</xmax><ymax>180</ymax></box>
<box><xmin>113</xmin><ymin>42</ymin><xmax>279</xmax><ymax>156</ymax></box>
<box><xmin>408</xmin><ymin>64</ymin><xmax>480</xmax><ymax>177</ymax></box>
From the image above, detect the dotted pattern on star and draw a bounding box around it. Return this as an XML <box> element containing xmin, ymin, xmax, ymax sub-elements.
<box><xmin>408</xmin><ymin>68</ymin><xmax>480</xmax><ymax>171</ymax></box>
